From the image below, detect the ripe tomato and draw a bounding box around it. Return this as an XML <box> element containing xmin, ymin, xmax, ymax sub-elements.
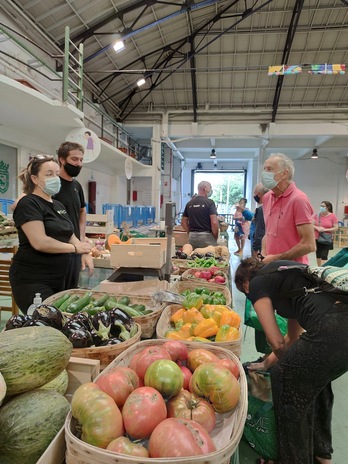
<box><xmin>106</xmin><ymin>437</ymin><xmax>149</xmax><ymax>457</ymax></box>
<box><xmin>167</xmin><ymin>390</ymin><xmax>216</xmax><ymax>433</ymax></box>
<box><xmin>190</xmin><ymin>362</ymin><xmax>240</xmax><ymax>413</ymax></box>
<box><xmin>71</xmin><ymin>382</ymin><xmax>124</xmax><ymax>448</ymax></box>
<box><xmin>129</xmin><ymin>345</ymin><xmax>171</xmax><ymax>381</ymax></box>
<box><xmin>95</xmin><ymin>366</ymin><xmax>139</xmax><ymax>407</ymax></box>
<box><xmin>144</xmin><ymin>359</ymin><xmax>183</xmax><ymax>399</ymax></box>
<box><xmin>148</xmin><ymin>418</ymin><xmax>216</xmax><ymax>457</ymax></box>
<box><xmin>187</xmin><ymin>348</ymin><xmax>220</xmax><ymax>371</ymax></box>
<box><xmin>179</xmin><ymin>365</ymin><xmax>192</xmax><ymax>390</ymax></box>
<box><xmin>122</xmin><ymin>386</ymin><xmax>167</xmax><ymax>439</ymax></box>
<box><xmin>218</xmin><ymin>358</ymin><xmax>240</xmax><ymax>379</ymax></box>
<box><xmin>163</xmin><ymin>340</ymin><xmax>188</xmax><ymax>361</ymax></box>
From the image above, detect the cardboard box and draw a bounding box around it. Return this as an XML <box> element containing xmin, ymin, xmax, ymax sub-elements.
<box><xmin>36</xmin><ymin>357</ymin><xmax>101</xmax><ymax>464</ymax></box>
<box><xmin>110</xmin><ymin>237</ymin><xmax>175</xmax><ymax>269</ymax></box>
<box><xmin>98</xmin><ymin>278</ymin><xmax>169</xmax><ymax>295</ymax></box>
<box><xmin>93</xmin><ymin>258</ymin><xmax>112</xmax><ymax>268</ymax></box>
<box><xmin>172</xmin><ymin>230</ymin><xmax>189</xmax><ymax>247</ymax></box>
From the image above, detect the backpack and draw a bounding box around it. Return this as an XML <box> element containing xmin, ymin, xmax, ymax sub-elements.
<box><xmin>257</xmin><ymin>264</ymin><xmax>348</xmax><ymax>304</ymax></box>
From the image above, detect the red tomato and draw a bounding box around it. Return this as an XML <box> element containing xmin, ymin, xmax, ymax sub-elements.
<box><xmin>144</xmin><ymin>359</ymin><xmax>183</xmax><ymax>399</ymax></box>
<box><xmin>187</xmin><ymin>348</ymin><xmax>220</xmax><ymax>371</ymax></box>
<box><xmin>190</xmin><ymin>362</ymin><xmax>240</xmax><ymax>413</ymax></box>
<box><xmin>122</xmin><ymin>386</ymin><xmax>167</xmax><ymax>439</ymax></box>
<box><xmin>167</xmin><ymin>390</ymin><xmax>216</xmax><ymax>433</ymax></box>
<box><xmin>95</xmin><ymin>367</ymin><xmax>139</xmax><ymax>407</ymax></box>
<box><xmin>148</xmin><ymin>418</ymin><xmax>216</xmax><ymax>457</ymax></box>
<box><xmin>163</xmin><ymin>340</ymin><xmax>188</xmax><ymax>361</ymax></box>
<box><xmin>71</xmin><ymin>383</ymin><xmax>124</xmax><ymax>448</ymax></box>
<box><xmin>179</xmin><ymin>365</ymin><xmax>192</xmax><ymax>390</ymax></box>
<box><xmin>106</xmin><ymin>437</ymin><xmax>149</xmax><ymax>457</ymax></box>
<box><xmin>129</xmin><ymin>345</ymin><xmax>171</xmax><ymax>381</ymax></box>
<box><xmin>218</xmin><ymin>358</ymin><xmax>240</xmax><ymax>379</ymax></box>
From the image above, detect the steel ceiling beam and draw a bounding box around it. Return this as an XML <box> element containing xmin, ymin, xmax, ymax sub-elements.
<box><xmin>271</xmin><ymin>0</ymin><xmax>305</xmax><ymax>123</ymax></box>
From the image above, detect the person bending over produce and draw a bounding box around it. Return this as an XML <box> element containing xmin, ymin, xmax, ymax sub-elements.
<box><xmin>235</xmin><ymin>257</ymin><xmax>348</xmax><ymax>464</ymax></box>
<box><xmin>9</xmin><ymin>155</ymin><xmax>92</xmax><ymax>314</ymax></box>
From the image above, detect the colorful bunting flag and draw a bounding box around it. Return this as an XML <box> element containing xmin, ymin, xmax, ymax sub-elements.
<box><xmin>268</xmin><ymin>65</ymin><xmax>302</xmax><ymax>76</ymax></box>
<box><xmin>308</xmin><ymin>64</ymin><xmax>345</xmax><ymax>75</ymax></box>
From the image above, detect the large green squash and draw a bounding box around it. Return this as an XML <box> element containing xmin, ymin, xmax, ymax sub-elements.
<box><xmin>39</xmin><ymin>369</ymin><xmax>69</xmax><ymax>395</ymax></box>
<box><xmin>0</xmin><ymin>326</ymin><xmax>72</xmax><ymax>396</ymax></box>
<box><xmin>0</xmin><ymin>389</ymin><xmax>70</xmax><ymax>464</ymax></box>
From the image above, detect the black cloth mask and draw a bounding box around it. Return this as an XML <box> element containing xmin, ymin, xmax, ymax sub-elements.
<box><xmin>64</xmin><ymin>162</ymin><xmax>82</xmax><ymax>177</ymax></box>
<box><xmin>253</xmin><ymin>194</ymin><xmax>260</xmax><ymax>203</ymax></box>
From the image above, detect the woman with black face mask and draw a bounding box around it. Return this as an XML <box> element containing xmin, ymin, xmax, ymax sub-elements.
<box><xmin>54</xmin><ymin>141</ymin><xmax>94</xmax><ymax>289</ymax></box>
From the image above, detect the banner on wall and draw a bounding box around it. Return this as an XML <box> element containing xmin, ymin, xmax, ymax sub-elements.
<box><xmin>65</xmin><ymin>128</ymin><xmax>101</xmax><ymax>163</ymax></box>
<box><xmin>268</xmin><ymin>64</ymin><xmax>345</xmax><ymax>76</ymax></box>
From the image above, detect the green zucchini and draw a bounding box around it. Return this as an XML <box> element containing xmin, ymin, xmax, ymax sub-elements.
<box><xmin>132</xmin><ymin>304</ymin><xmax>146</xmax><ymax>313</ymax></box>
<box><xmin>104</xmin><ymin>296</ymin><xmax>119</xmax><ymax>311</ymax></box>
<box><xmin>0</xmin><ymin>326</ymin><xmax>72</xmax><ymax>396</ymax></box>
<box><xmin>111</xmin><ymin>302</ymin><xmax>143</xmax><ymax>317</ymax></box>
<box><xmin>0</xmin><ymin>389</ymin><xmax>70</xmax><ymax>464</ymax></box>
<box><xmin>118</xmin><ymin>296</ymin><xmax>131</xmax><ymax>306</ymax></box>
<box><xmin>60</xmin><ymin>294</ymin><xmax>79</xmax><ymax>312</ymax></box>
<box><xmin>53</xmin><ymin>293</ymin><xmax>70</xmax><ymax>308</ymax></box>
<box><xmin>67</xmin><ymin>292</ymin><xmax>93</xmax><ymax>314</ymax></box>
<box><xmin>92</xmin><ymin>294</ymin><xmax>109</xmax><ymax>307</ymax></box>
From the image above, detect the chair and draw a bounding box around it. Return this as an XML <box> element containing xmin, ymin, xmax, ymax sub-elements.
<box><xmin>0</xmin><ymin>246</ymin><xmax>19</xmax><ymax>316</ymax></box>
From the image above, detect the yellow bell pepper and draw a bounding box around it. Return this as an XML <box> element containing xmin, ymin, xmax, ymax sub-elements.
<box><xmin>212</xmin><ymin>310</ymin><xmax>222</xmax><ymax>326</ymax></box>
<box><xmin>165</xmin><ymin>330</ymin><xmax>186</xmax><ymax>340</ymax></box>
<box><xmin>220</xmin><ymin>310</ymin><xmax>241</xmax><ymax>328</ymax></box>
<box><xmin>178</xmin><ymin>323</ymin><xmax>192</xmax><ymax>338</ymax></box>
<box><xmin>182</xmin><ymin>308</ymin><xmax>205</xmax><ymax>324</ymax></box>
<box><xmin>193</xmin><ymin>318</ymin><xmax>219</xmax><ymax>339</ymax></box>
<box><xmin>191</xmin><ymin>337</ymin><xmax>213</xmax><ymax>342</ymax></box>
<box><xmin>215</xmin><ymin>325</ymin><xmax>240</xmax><ymax>342</ymax></box>
<box><xmin>200</xmin><ymin>304</ymin><xmax>215</xmax><ymax>319</ymax></box>
<box><xmin>170</xmin><ymin>307</ymin><xmax>186</xmax><ymax>324</ymax></box>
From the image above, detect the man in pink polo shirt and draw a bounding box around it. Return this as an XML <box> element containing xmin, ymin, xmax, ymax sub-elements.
<box><xmin>260</xmin><ymin>153</ymin><xmax>316</xmax><ymax>264</ymax></box>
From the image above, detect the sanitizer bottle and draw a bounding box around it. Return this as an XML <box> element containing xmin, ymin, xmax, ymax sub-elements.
<box><xmin>27</xmin><ymin>293</ymin><xmax>42</xmax><ymax>316</ymax></box>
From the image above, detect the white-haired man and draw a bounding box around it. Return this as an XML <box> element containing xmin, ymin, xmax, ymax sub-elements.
<box><xmin>181</xmin><ymin>181</ymin><xmax>219</xmax><ymax>249</ymax></box>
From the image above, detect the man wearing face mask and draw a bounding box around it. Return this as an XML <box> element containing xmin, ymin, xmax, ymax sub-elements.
<box><xmin>260</xmin><ymin>153</ymin><xmax>315</xmax><ymax>264</ymax></box>
<box><xmin>181</xmin><ymin>181</ymin><xmax>219</xmax><ymax>249</ymax></box>
<box><xmin>54</xmin><ymin>141</ymin><xmax>94</xmax><ymax>289</ymax></box>
<box><xmin>251</xmin><ymin>183</ymin><xmax>269</xmax><ymax>257</ymax></box>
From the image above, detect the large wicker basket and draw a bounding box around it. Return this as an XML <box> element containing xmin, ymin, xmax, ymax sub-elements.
<box><xmin>156</xmin><ymin>304</ymin><xmax>242</xmax><ymax>358</ymax></box>
<box><xmin>170</xmin><ymin>280</ymin><xmax>232</xmax><ymax>307</ymax></box>
<box><xmin>65</xmin><ymin>339</ymin><xmax>247</xmax><ymax>464</ymax></box>
<box><xmin>43</xmin><ymin>288</ymin><xmax>164</xmax><ymax>339</ymax></box>
<box><xmin>181</xmin><ymin>268</ymin><xmax>229</xmax><ymax>286</ymax></box>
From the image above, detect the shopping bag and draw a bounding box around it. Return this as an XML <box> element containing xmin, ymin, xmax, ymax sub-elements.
<box><xmin>243</xmin><ymin>371</ymin><xmax>278</xmax><ymax>460</ymax></box>
<box><xmin>244</xmin><ymin>298</ymin><xmax>288</xmax><ymax>336</ymax></box>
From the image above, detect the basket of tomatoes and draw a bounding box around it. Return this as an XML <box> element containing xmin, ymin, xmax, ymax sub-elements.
<box><xmin>65</xmin><ymin>339</ymin><xmax>247</xmax><ymax>464</ymax></box>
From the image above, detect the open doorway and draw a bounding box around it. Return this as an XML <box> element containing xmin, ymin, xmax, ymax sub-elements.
<box><xmin>192</xmin><ymin>170</ymin><xmax>246</xmax><ymax>215</ymax></box>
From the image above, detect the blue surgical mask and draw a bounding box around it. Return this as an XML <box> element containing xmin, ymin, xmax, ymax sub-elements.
<box><xmin>261</xmin><ymin>171</ymin><xmax>279</xmax><ymax>189</ymax></box>
<box><xmin>319</xmin><ymin>206</ymin><xmax>327</xmax><ymax>214</ymax></box>
<box><xmin>39</xmin><ymin>177</ymin><xmax>61</xmax><ymax>196</ymax></box>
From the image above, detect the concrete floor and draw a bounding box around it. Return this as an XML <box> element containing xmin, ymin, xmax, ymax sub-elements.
<box><xmin>228</xmin><ymin>234</ymin><xmax>348</xmax><ymax>463</ymax></box>
<box><xmin>1</xmin><ymin>235</ymin><xmax>347</xmax><ymax>463</ymax></box>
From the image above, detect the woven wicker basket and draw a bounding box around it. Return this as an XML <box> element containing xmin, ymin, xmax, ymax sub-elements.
<box><xmin>156</xmin><ymin>304</ymin><xmax>242</xmax><ymax>358</ymax></box>
<box><xmin>65</xmin><ymin>339</ymin><xmax>247</xmax><ymax>464</ymax></box>
<box><xmin>181</xmin><ymin>268</ymin><xmax>229</xmax><ymax>286</ymax></box>
<box><xmin>170</xmin><ymin>280</ymin><xmax>232</xmax><ymax>307</ymax></box>
<box><xmin>43</xmin><ymin>288</ymin><xmax>163</xmax><ymax>339</ymax></box>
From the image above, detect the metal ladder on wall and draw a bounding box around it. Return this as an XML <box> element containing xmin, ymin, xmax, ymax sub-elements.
<box><xmin>62</xmin><ymin>26</ymin><xmax>84</xmax><ymax>111</ymax></box>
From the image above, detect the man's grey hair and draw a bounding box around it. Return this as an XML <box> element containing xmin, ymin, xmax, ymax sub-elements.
<box><xmin>198</xmin><ymin>181</ymin><xmax>211</xmax><ymax>192</ymax></box>
<box><xmin>268</xmin><ymin>153</ymin><xmax>295</xmax><ymax>180</ymax></box>
<box><xmin>254</xmin><ymin>183</ymin><xmax>269</xmax><ymax>195</ymax></box>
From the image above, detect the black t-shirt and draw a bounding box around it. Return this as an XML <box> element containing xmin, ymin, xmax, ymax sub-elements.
<box><xmin>182</xmin><ymin>196</ymin><xmax>217</xmax><ymax>233</ymax></box>
<box><xmin>13</xmin><ymin>194</ymin><xmax>74</xmax><ymax>276</ymax></box>
<box><xmin>248</xmin><ymin>260</ymin><xmax>337</xmax><ymax>330</ymax></box>
<box><xmin>53</xmin><ymin>178</ymin><xmax>85</xmax><ymax>239</ymax></box>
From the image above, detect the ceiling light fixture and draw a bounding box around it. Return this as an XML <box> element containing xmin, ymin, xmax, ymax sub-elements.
<box><xmin>113</xmin><ymin>35</ymin><xmax>125</xmax><ymax>53</ymax></box>
<box><xmin>210</xmin><ymin>148</ymin><xmax>217</xmax><ymax>159</ymax></box>
<box><xmin>311</xmin><ymin>148</ymin><xmax>318</xmax><ymax>159</ymax></box>
<box><xmin>136</xmin><ymin>77</ymin><xmax>146</xmax><ymax>87</ymax></box>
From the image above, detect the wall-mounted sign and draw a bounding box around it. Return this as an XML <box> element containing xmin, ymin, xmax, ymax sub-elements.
<box><xmin>65</xmin><ymin>128</ymin><xmax>101</xmax><ymax>163</ymax></box>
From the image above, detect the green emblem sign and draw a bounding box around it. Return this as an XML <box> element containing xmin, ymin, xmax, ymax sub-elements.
<box><xmin>0</xmin><ymin>161</ymin><xmax>9</xmax><ymax>194</ymax></box>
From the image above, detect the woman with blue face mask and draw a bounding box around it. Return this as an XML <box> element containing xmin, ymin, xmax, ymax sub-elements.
<box><xmin>313</xmin><ymin>201</ymin><xmax>338</xmax><ymax>266</ymax></box>
<box><xmin>9</xmin><ymin>155</ymin><xmax>92</xmax><ymax>313</ymax></box>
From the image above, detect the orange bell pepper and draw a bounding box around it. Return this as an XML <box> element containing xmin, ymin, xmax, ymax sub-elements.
<box><xmin>220</xmin><ymin>310</ymin><xmax>241</xmax><ymax>328</ymax></box>
<box><xmin>170</xmin><ymin>307</ymin><xmax>186</xmax><ymax>324</ymax></box>
<box><xmin>182</xmin><ymin>308</ymin><xmax>205</xmax><ymax>324</ymax></box>
<box><xmin>215</xmin><ymin>325</ymin><xmax>240</xmax><ymax>342</ymax></box>
<box><xmin>177</xmin><ymin>323</ymin><xmax>192</xmax><ymax>338</ymax></box>
<box><xmin>193</xmin><ymin>318</ymin><xmax>219</xmax><ymax>339</ymax></box>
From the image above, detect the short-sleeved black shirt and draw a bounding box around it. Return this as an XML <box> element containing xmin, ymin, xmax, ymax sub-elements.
<box><xmin>13</xmin><ymin>194</ymin><xmax>74</xmax><ymax>277</ymax></box>
<box><xmin>248</xmin><ymin>260</ymin><xmax>337</xmax><ymax>330</ymax></box>
<box><xmin>53</xmin><ymin>178</ymin><xmax>85</xmax><ymax>239</ymax></box>
<box><xmin>182</xmin><ymin>196</ymin><xmax>217</xmax><ymax>233</ymax></box>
